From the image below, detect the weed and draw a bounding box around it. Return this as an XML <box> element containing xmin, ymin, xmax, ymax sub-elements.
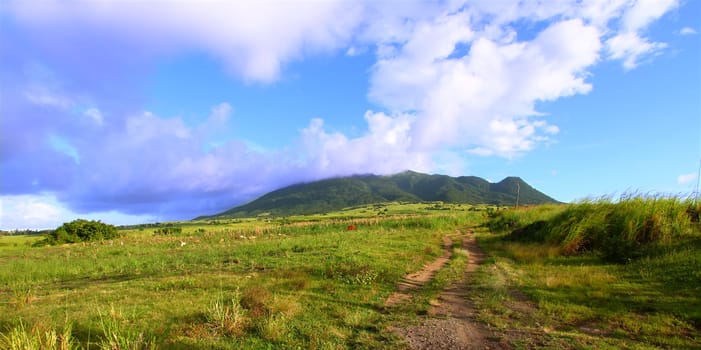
<box><xmin>240</xmin><ymin>286</ymin><xmax>271</xmax><ymax>318</ymax></box>
<box><xmin>0</xmin><ymin>321</ymin><xmax>76</xmax><ymax>350</ymax></box>
<box><xmin>257</xmin><ymin>314</ymin><xmax>289</xmax><ymax>342</ymax></box>
<box><xmin>10</xmin><ymin>284</ymin><xmax>36</xmax><ymax>310</ymax></box>
<box><xmin>99</xmin><ymin>306</ymin><xmax>158</xmax><ymax>350</ymax></box>
<box><xmin>206</xmin><ymin>290</ymin><xmax>248</xmax><ymax>337</ymax></box>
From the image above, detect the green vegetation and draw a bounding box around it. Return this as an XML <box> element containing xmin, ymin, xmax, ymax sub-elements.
<box><xmin>2</xmin><ymin>198</ymin><xmax>699</xmax><ymax>348</ymax></box>
<box><xmin>37</xmin><ymin>219</ymin><xmax>120</xmax><ymax>246</ymax></box>
<box><xmin>0</xmin><ymin>204</ymin><xmax>480</xmax><ymax>349</ymax></box>
<box><xmin>203</xmin><ymin>170</ymin><xmax>558</xmax><ymax>219</ymax></box>
<box><xmin>475</xmin><ymin>196</ymin><xmax>701</xmax><ymax>348</ymax></box>
<box><xmin>0</xmin><ymin>321</ymin><xmax>76</xmax><ymax>350</ymax></box>
<box><xmin>490</xmin><ymin>196</ymin><xmax>698</xmax><ymax>262</ymax></box>
<box><xmin>153</xmin><ymin>225</ymin><xmax>183</xmax><ymax>236</ymax></box>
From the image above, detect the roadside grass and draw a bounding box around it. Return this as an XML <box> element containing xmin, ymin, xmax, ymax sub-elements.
<box><xmin>0</xmin><ymin>207</ymin><xmax>481</xmax><ymax>349</ymax></box>
<box><xmin>473</xmin><ymin>198</ymin><xmax>701</xmax><ymax>349</ymax></box>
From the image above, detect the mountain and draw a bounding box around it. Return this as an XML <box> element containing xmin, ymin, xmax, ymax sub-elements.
<box><xmin>201</xmin><ymin>171</ymin><xmax>559</xmax><ymax>219</ymax></box>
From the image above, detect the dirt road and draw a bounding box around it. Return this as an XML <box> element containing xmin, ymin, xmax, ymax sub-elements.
<box><xmin>389</xmin><ymin>230</ymin><xmax>509</xmax><ymax>350</ymax></box>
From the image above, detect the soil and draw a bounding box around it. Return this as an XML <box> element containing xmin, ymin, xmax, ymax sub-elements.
<box><xmin>389</xmin><ymin>229</ymin><xmax>511</xmax><ymax>350</ymax></box>
<box><xmin>385</xmin><ymin>235</ymin><xmax>453</xmax><ymax>307</ymax></box>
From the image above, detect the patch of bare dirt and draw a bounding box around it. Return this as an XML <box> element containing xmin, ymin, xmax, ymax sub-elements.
<box><xmin>391</xmin><ymin>230</ymin><xmax>510</xmax><ymax>350</ymax></box>
<box><xmin>385</xmin><ymin>236</ymin><xmax>453</xmax><ymax>307</ymax></box>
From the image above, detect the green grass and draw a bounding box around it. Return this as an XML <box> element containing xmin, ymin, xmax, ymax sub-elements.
<box><xmin>4</xmin><ymin>198</ymin><xmax>700</xmax><ymax>349</ymax></box>
<box><xmin>474</xmin><ymin>197</ymin><xmax>701</xmax><ymax>349</ymax></box>
<box><xmin>0</xmin><ymin>235</ymin><xmax>43</xmax><ymax>250</ymax></box>
<box><xmin>0</xmin><ymin>206</ymin><xmax>481</xmax><ymax>349</ymax></box>
<box><xmin>492</xmin><ymin>196</ymin><xmax>698</xmax><ymax>261</ymax></box>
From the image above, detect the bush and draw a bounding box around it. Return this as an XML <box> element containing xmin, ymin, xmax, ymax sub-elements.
<box><xmin>153</xmin><ymin>225</ymin><xmax>182</xmax><ymax>235</ymax></box>
<box><xmin>42</xmin><ymin>219</ymin><xmax>119</xmax><ymax>245</ymax></box>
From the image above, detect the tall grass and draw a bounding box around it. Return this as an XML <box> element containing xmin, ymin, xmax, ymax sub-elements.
<box><xmin>0</xmin><ymin>322</ymin><xmax>76</xmax><ymax>350</ymax></box>
<box><xmin>98</xmin><ymin>307</ymin><xmax>158</xmax><ymax>350</ymax></box>
<box><xmin>206</xmin><ymin>289</ymin><xmax>248</xmax><ymax>337</ymax></box>
<box><xmin>490</xmin><ymin>195</ymin><xmax>699</xmax><ymax>262</ymax></box>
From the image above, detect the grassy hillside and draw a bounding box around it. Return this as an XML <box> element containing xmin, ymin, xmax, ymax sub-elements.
<box><xmin>204</xmin><ymin>171</ymin><xmax>558</xmax><ymax>219</ymax></box>
<box><xmin>476</xmin><ymin>196</ymin><xmax>701</xmax><ymax>348</ymax></box>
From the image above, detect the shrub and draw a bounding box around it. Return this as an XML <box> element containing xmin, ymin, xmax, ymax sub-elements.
<box><xmin>153</xmin><ymin>225</ymin><xmax>182</xmax><ymax>235</ymax></box>
<box><xmin>40</xmin><ymin>219</ymin><xmax>119</xmax><ymax>245</ymax></box>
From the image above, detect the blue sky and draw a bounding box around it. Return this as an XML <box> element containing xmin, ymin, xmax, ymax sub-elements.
<box><xmin>1</xmin><ymin>0</ymin><xmax>699</xmax><ymax>230</ymax></box>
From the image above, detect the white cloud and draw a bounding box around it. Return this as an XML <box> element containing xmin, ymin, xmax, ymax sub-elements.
<box><xmin>84</xmin><ymin>107</ymin><xmax>103</xmax><ymax>125</ymax></box>
<box><xmin>677</xmin><ymin>172</ymin><xmax>698</xmax><ymax>186</ymax></box>
<box><xmin>0</xmin><ymin>193</ymin><xmax>156</xmax><ymax>230</ymax></box>
<box><xmin>621</xmin><ymin>0</ymin><xmax>678</xmax><ymax>32</ymax></box>
<box><xmin>603</xmin><ymin>0</ymin><xmax>678</xmax><ymax>70</ymax></box>
<box><xmin>8</xmin><ymin>0</ymin><xmax>364</xmax><ymax>82</ymax></box>
<box><xmin>24</xmin><ymin>87</ymin><xmax>73</xmax><ymax>109</ymax></box>
<box><xmin>299</xmin><ymin>112</ymin><xmax>432</xmax><ymax>177</ymax></box>
<box><xmin>606</xmin><ymin>31</ymin><xmax>666</xmax><ymax>70</ymax></box>
<box><xmin>680</xmin><ymin>27</ymin><xmax>697</xmax><ymax>35</ymax></box>
<box><xmin>2</xmin><ymin>0</ymin><xmax>685</xmax><ymax>228</ymax></box>
<box><xmin>7</xmin><ymin>0</ymin><xmax>678</xmax><ymax>80</ymax></box>
<box><xmin>369</xmin><ymin>16</ymin><xmax>594</xmax><ymax>158</ymax></box>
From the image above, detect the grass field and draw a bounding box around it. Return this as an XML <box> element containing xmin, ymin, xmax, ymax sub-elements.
<box><xmin>2</xmin><ymin>199</ymin><xmax>700</xmax><ymax>349</ymax></box>
<box><xmin>1</xmin><ymin>205</ymin><xmax>481</xmax><ymax>349</ymax></box>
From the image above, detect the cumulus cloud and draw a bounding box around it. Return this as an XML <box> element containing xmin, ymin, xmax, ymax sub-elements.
<box><xmin>369</xmin><ymin>15</ymin><xmax>597</xmax><ymax>157</ymax></box>
<box><xmin>6</xmin><ymin>0</ymin><xmax>363</xmax><ymax>82</ymax></box>
<box><xmin>0</xmin><ymin>0</ymin><xmax>684</xmax><ymax>225</ymax></box>
<box><xmin>606</xmin><ymin>31</ymin><xmax>666</xmax><ymax>70</ymax></box>
<box><xmin>621</xmin><ymin>0</ymin><xmax>678</xmax><ymax>32</ymax></box>
<box><xmin>299</xmin><ymin>112</ymin><xmax>431</xmax><ymax>177</ymax></box>
<box><xmin>16</xmin><ymin>104</ymin><xmax>433</xmax><ymax>219</ymax></box>
<box><xmin>604</xmin><ymin>0</ymin><xmax>678</xmax><ymax>69</ymax></box>
<box><xmin>1</xmin><ymin>194</ymin><xmax>62</xmax><ymax>229</ymax></box>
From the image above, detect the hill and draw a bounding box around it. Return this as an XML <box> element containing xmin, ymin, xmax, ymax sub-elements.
<box><xmin>200</xmin><ymin>171</ymin><xmax>559</xmax><ymax>219</ymax></box>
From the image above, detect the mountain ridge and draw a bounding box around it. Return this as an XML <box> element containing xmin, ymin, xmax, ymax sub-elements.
<box><xmin>200</xmin><ymin>171</ymin><xmax>559</xmax><ymax>219</ymax></box>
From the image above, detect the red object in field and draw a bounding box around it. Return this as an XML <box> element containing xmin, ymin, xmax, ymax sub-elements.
<box><xmin>347</xmin><ymin>225</ymin><xmax>357</xmax><ymax>231</ymax></box>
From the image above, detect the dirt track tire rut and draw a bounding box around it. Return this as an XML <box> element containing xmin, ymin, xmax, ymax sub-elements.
<box><xmin>391</xmin><ymin>229</ymin><xmax>509</xmax><ymax>350</ymax></box>
<box><xmin>385</xmin><ymin>235</ymin><xmax>453</xmax><ymax>307</ymax></box>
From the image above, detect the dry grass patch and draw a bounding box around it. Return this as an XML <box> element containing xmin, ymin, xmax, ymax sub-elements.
<box><xmin>205</xmin><ymin>290</ymin><xmax>249</xmax><ymax>338</ymax></box>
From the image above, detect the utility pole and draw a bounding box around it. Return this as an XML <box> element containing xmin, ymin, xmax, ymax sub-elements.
<box><xmin>695</xmin><ymin>157</ymin><xmax>701</xmax><ymax>205</ymax></box>
<box><xmin>516</xmin><ymin>182</ymin><xmax>520</xmax><ymax>207</ymax></box>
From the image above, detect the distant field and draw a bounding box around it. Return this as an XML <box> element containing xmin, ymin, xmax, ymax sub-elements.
<box><xmin>0</xmin><ymin>235</ymin><xmax>42</xmax><ymax>249</ymax></box>
<box><xmin>2</xmin><ymin>199</ymin><xmax>699</xmax><ymax>349</ymax></box>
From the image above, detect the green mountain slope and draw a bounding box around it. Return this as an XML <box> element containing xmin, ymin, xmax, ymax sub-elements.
<box><xmin>202</xmin><ymin>171</ymin><xmax>559</xmax><ymax>218</ymax></box>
